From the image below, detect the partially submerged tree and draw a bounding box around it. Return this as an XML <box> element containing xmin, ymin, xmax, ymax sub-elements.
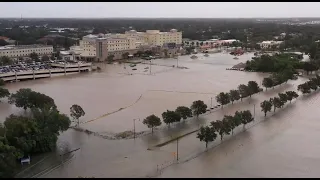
<box><xmin>278</xmin><ymin>93</ymin><xmax>288</xmax><ymax>107</ymax></box>
<box><xmin>70</xmin><ymin>104</ymin><xmax>85</xmax><ymax>127</ymax></box>
<box><xmin>247</xmin><ymin>81</ymin><xmax>260</xmax><ymax>97</ymax></box>
<box><xmin>162</xmin><ymin>110</ymin><xmax>181</xmax><ymax>126</ymax></box>
<box><xmin>240</xmin><ymin>110</ymin><xmax>254</xmax><ymax>129</ymax></box>
<box><xmin>190</xmin><ymin>100</ymin><xmax>207</xmax><ymax>118</ymax></box>
<box><xmin>196</xmin><ymin>126</ymin><xmax>217</xmax><ymax>148</ymax></box>
<box><xmin>229</xmin><ymin>90</ymin><xmax>240</xmax><ymax>104</ymax></box>
<box><xmin>0</xmin><ymin>87</ymin><xmax>10</xmax><ymax>101</ymax></box>
<box><xmin>238</xmin><ymin>84</ymin><xmax>249</xmax><ymax>101</ymax></box>
<box><xmin>142</xmin><ymin>114</ymin><xmax>161</xmax><ymax>134</ymax></box>
<box><xmin>262</xmin><ymin>77</ymin><xmax>274</xmax><ymax>91</ymax></box>
<box><xmin>270</xmin><ymin>97</ymin><xmax>283</xmax><ymax>112</ymax></box>
<box><xmin>215</xmin><ymin>92</ymin><xmax>230</xmax><ymax>108</ymax></box>
<box><xmin>175</xmin><ymin>106</ymin><xmax>192</xmax><ymax>120</ymax></box>
<box><xmin>285</xmin><ymin>91</ymin><xmax>299</xmax><ymax>103</ymax></box>
<box><xmin>260</xmin><ymin>100</ymin><xmax>272</xmax><ymax>117</ymax></box>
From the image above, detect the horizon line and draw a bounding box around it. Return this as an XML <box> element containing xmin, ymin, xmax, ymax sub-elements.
<box><xmin>1</xmin><ymin>17</ymin><xmax>320</xmax><ymax>19</ymax></box>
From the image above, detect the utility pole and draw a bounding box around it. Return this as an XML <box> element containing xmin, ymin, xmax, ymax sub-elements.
<box><xmin>133</xmin><ymin>118</ymin><xmax>140</xmax><ymax>139</ymax></box>
<box><xmin>149</xmin><ymin>60</ymin><xmax>152</xmax><ymax>75</ymax></box>
<box><xmin>253</xmin><ymin>104</ymin><xmax>256</xmax><ymax>118</ymax></box>
<box><xmin>210</xmin><ymin>97</ymin><xmax>213</xmax><ymax>109</ymax></box>
<box><xmin>176</xmin><ymin>57</ymin><xmax>179</xmax><ymax>68</ymax></box>
<box><xmin>176</xmin><ymin>138</ymin><xmax>179</xmax><ymax>161</ymax></box>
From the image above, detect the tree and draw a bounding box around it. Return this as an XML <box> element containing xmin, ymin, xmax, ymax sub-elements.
<box><xmin>262</xmin><ymin>77</ymin><xmax>273</xmax><ymax>91</ymax></box>
<box><xmin>211</xmin><ymin>119</ymin><xmax>231</xmax><ymax>141</ymax></box>
<box><xmin>260</xmin><ymin>100</ymin><xmax>272</xmax><ymax>117</ymax></box>
<box><xmin>229</xmin><ymin>90</ymin><xmax>240</xmax><ymax>104</ymax></box>
<box><xmin>270</xmin><ymin>97</ymin><xmax>283</xmax><ymax>112</ymax></box>
<box><xmin>50</xmin><ymin>53</ymin><xmax>55</xmax><ymax>60</ymax></box>
<box><xmin>238</xmin><ymin>84</ymin><xmax>249</xmax><ymax>101</ymax></box>
<box><xmin>297</xmin><ymin>83</ymin><xmax>311</xmax><ymax>94</ymax></box>
<box><xmin>278</xmin><ymin>93</ymin><xmax>288</xmax><ymax>106</ymax></box>
<box><xmin>142</xmin><ymin>114</ymin><xmax>161</xmax><ymax>133</ymax></box>
<box><xmin>175</xmin><ymin>106</ymin><xmax>192</xmax><ymax>120</ymax></box>
<box><xmin>0</xmin><ymin>79</ymin><xmax>5</xmax><ymax>86</ymax></box>
<box><xmin>285</xmin><ymin>91</ymin><xmax>299</xmax><ymax>103</ymax></box>
<box><xmin>41</xmin><ymin>55</ymin><xmax>50</xmax><ymax>62</ymax></box>
<box><xmin>0</xmin><ymin>137</ymin><xmax>23</xmax><ymax>178</ymax></box>
<box><xmin>190</xmin><ymin>100</ymin><xmax>207</xmax><ymax>118</ymax></box>
<box><xmin>29</xmin><ymin>52</ymin><xmax>39</xmax><ymax>61</ymax></box>
<box><xmin>70</xmin><ymin>104</ymin><xmax>85</xmax><ymax>127</ymax></box>
<box><xmin>240</xmin><ymin>110</ymin><xmax>254</xmax><ymax>129</ymax></box>
<box><xmin>162</xmin><ymin>110</ymin><xmax>181</xmax><ymax>126</ymax></box>
<box><xmin>197</xmin><ymin>126</ymin><xmax>217</xmax><ymax>148</ymax></box>
<box><xmin>0</xmin><ymin>87</ymin><xmax>10</xmax><ymax>101</ymax></box>
<box><xmin>122</xmin><ymin>52</ymin><xmax>130</xmax><ymax>59</ymax></box>
<box><xmin>307</xmin><ymin>80</ymin><xmax>318</xmax><ymax>91</ymax></box>
<box><xmin>247</xmin><ymin>81</ymin><xmax>260</xmax><ymax>97</ymax></box>
<box><xmin>224</xmin><ymin>115</ymin><xmax>238</xmax><ymax>135</ymax></box>
<box><xmin>0</xmin><ymin>56</ymin><xmax>13</xmax><ymax>66</ymax></box>
<box><xmin>4</xmin><ymin>107</ymin><xmax>71</xmax><ymax>155</ymax></box>
<box><xmin>107</xmin><ymin>54</ymin><xmax>115</xmax><ymax>62</ymax></box>
<box><xmin>9</xmin><ymin>88</ymin><xmax>56</xmax><ymax>110</ymax></box>
<box><xmin>215</xmin><ymin>92</ymin><xmax>230</xmax><ymax>108</ymax></box>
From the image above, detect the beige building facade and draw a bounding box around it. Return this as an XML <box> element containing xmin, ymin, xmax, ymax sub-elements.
<box><xmin>76</xmin><ymin>29</ymin><xmax>182</xmax><ymax>61</ymax></box>
<box><xmin>0</xmin><ymin>45</ymin><xmax>53</xmax><ymax>58</ymax></box>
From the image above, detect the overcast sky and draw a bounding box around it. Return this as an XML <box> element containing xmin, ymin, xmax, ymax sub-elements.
<box><xmin>1</xmin><ymin>2</ymin><xmax>320</xmax><ymax>18</ymax></box>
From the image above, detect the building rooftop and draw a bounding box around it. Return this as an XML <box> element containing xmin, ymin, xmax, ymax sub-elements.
<box><xmin>0</xmin><ymin>45</ymin><xmax>53</xmax><ymax>50</ymax></box>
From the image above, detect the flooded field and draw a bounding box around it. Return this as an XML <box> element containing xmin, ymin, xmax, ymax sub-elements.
<box><xmin>1</xmin><ymin>52</ymin><xmax>318</xmax><ymax>178</ymax></box>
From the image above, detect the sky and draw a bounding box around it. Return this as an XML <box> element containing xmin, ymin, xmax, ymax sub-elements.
<box><xmin>1</xmin><ymin>2</ymin><xmax>320</xmax><ymax>18</ymax></box>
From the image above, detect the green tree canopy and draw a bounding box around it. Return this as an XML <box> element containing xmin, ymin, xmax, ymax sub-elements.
<box><xmin>215</xmin><ymin>92</ymin><xmax>230</xmax><ymax>108</ymax></box>
<box><xmin>285</xmin><ymin>91</ymin><xmax>299</xmax><ymax>103</ymax></box>
<box><xmin>162</xmin><ymin>110</ymin><xmax>181</xmax><ymax>126</ymax></box>
<box><xmin>197</xmin><ymin>126</ymin><xmax>217</xmax><ymax>148</ymax></box>
<box><xmin>9</xmin><ymin>88</ymin><xmax>56</xmax><ymax>110</ymax></box>
<box><xmin>229</xmin><ymin>90</ymin><xmax>240</xmax><ymax>104</ymax></box>
<box><xmin>260</xmin><ymin>100</ymin><xmax>272</xmax><ymax>117</ymax></box>
<box><xmin>238</xmin><ymin>84</ymin><xmax>249</xmax><ymax>101</ymax></box>
<box><xmin>262</xmin><ymin>77</ymin><xmax>274</xmax><ymax>90</ymax></box>
<box><xmin>175</xmin><ymin>106</ymin><xmax>192</xmax><ymax>120</ymax></box>
<box><xmin>190</xmin><ymin>100</ymin><xmax>207</xmax><ymax>118</ymax></box>
<box><xmin>142</xmin><ymin>114</ymin><xmax>161</xmax><ymax>133</ymax></box>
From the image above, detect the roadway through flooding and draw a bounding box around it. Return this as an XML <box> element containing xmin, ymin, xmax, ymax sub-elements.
<box><xmin>0</xmin><ymin>52</ymin><xmax>318</xmax><ymax>178</ymax></box>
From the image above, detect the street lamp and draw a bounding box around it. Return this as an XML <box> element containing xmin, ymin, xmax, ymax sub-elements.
<box><xmin>133</xmin><ymin>118</ymin><xmax>140</xmax><ymax>139</ymax></box>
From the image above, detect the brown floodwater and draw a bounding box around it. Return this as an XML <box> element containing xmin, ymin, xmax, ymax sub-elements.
<box><xmin>1</xmin><ymin>52</ymin><xmax>317</xmax><ymax>178</ymax></box>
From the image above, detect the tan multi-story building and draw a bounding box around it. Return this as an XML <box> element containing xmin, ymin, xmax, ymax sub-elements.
<box><xmin>76</xmin><ymin>29</ymin><xmax>182</xmax><ymax>61</ymax></box>
<box><xmin>0</xmin><ymin>45</ymin><xmax>53</xmax><ymax>58</ymax></box>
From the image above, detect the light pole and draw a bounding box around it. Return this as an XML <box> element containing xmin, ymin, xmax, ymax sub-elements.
<box><xmin>176</xmin><ymin>57</ymin><xmax>179</xmax><ymax>68</ymax></box>
<box><xmin>176</xmin><ymin>138</ymin><xmax>179</xmax><ymax>162</ymax></box>
<box><xmin>133</xmin><ymin>118</ymin><xmax>140</xmax><ymax>139</ymax></box>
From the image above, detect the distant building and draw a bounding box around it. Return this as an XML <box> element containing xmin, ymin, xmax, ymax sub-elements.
<box><xmin>70</xmin><ymin>29</ymin><xmax>182</xmax><ymax>61</ymax></box>
<box><xmin>258</xmin><ymin>41</ymin><xmax>283</xmax><ymax>49</ymax></box>
<box><xmin>0</xmin><ymin>45</ymin><xmax>53</xmax><ymax>58</ymax></box>
<box><xmin>0</xmin><ymin>36</ymin><xmax>16</xmax><ymax>45</ymax></box>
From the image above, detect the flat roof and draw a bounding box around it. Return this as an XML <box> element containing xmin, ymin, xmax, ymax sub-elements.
<box><xmin>0</xmin><ymin>45</ymin><xmax>53</xmax><ymax>50</ymax></box>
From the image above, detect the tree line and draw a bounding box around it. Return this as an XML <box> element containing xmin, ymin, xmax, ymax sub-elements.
<box><xmin>197</xmin><ymin>110</ymin><xmax>254</xmax><ymax>148</ymax></box>
<box><xmin>297</xmin><ymin>75</ymin><xmax>320</xmax><ymax>94</ymax></box>
<box><xmin>142</xmin><ymin>100</ymin><xmax>207</xmax><ymax>133</ymax></box>
<box><xmin>0</xmin><ymin>86</ymin><xmax>85</xmax><ymax>178</ymax></box>
<box><xmin>216</xmin><ymin>80</ymin><xmax>262</xmax><ymax>107</ymax></box>
<box><xmin>260</xmin><ymin>91</ymin><xmax>299</xmax><ymax>117</ymax></box>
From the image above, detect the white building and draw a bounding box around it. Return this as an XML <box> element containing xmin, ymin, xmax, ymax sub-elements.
<box><xmin>259</xmin><ymin>41</ymin><xmax>283</xmax><ymax>49</ymax></box>
<box><xmin>0</xmin><ymin>45</ymin><xmax>53</xmax><ymax>58</ymax></box>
